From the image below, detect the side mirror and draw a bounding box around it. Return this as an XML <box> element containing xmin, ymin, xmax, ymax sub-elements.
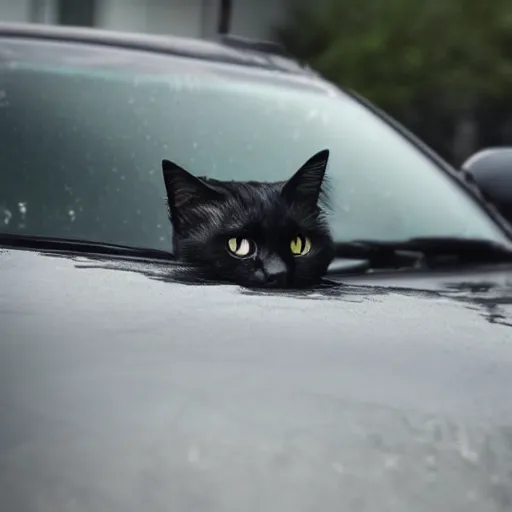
<box><xmin>461</xmin><ymin>147</ymin><xmax>512</xmax><ymax>224</ymax></box>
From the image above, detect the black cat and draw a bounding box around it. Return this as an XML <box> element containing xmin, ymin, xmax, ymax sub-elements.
<box><xmin>162</xmin><ymin>150</ymin><xmax>335</xmax><ymax>288</ymax></box>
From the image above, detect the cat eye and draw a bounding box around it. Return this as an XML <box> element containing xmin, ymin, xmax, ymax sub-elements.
<box><xmin>227</xmin><ymin>237</ymin><xmax>255</xmax><ymax>258</ymax></box>
<box><xmin>290</xmin><ymin>235</ymin><xmax>311</xmax><ymax>256</ymax></box>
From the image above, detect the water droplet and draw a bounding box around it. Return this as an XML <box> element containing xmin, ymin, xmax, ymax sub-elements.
<box><xmin>306</xmin><ymin>109</ymin><xmax>319</xmax><ymax>120</ymax></box>
<box><xmin>18</xmin><ymin>202</ymin><xmax>27</xmax><ymax>217</ymax></box>
<box><xmin>332</xmin><ymin>462</ymin><xmax>344</xmax><ymax>474</ymax></box>
<box><xmin>2</xmin><ymin>208</ymin><xmax>12</xmax><ymax>225</ymax></box>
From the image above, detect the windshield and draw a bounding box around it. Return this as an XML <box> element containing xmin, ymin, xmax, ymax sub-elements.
<box><xmin>0</xmin><ymin>38</ymin><xmax>509</xmax><ymax>253</ymax></box>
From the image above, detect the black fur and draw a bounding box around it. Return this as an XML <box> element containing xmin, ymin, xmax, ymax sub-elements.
<box><xmin>162</xmin><ymin>150</ymin><xmax>335</xmax><ymax>288</ymax></box>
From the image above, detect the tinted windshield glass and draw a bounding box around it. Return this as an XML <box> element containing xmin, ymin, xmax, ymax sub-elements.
<box><xmin>0</xmin><ymin>38</ymin><xmax>508</xmax><ymax>252</ymax></box>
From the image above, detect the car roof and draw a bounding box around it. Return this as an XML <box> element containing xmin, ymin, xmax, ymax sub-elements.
<box><xmin>0</xmin><ymin>21</ymin><xmax>316</xmax><ymax>77</ymax></box>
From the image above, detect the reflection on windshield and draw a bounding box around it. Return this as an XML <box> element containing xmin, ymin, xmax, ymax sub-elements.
<box><xmin>0</xmin><ymin>38</ymin><xmax>509</xmax><ymax>253</ymax></box>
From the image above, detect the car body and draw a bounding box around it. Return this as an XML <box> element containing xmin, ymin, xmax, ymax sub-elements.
<box><xmin>1</xmin><ymin>22</ymin><xmax>512</xmax><ymax>512</ymax></box>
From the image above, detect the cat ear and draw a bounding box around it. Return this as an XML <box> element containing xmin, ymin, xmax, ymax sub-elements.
<box><xmin>162</xmin><ymin>159</ymin><xmax>222</xmax><ymax>210</ymax></box>
<box><xmin>281</xmin><ymin>149</ymin><xmax>330</xmax><ymax>207</ymax></box>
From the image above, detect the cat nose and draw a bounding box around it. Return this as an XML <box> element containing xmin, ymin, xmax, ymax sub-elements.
<box><xmin>262</xmin><ymin>256</ymin><xmax>288</xmax><ymax>286</ymax></box>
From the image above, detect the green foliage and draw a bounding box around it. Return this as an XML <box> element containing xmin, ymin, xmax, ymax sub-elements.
<box><xmin>275</xmin><ymin>0</ymin><xmax>512</xmax><ymax>116</ymax></box>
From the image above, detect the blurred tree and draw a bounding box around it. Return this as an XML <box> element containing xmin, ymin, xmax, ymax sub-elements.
<box><xmin>275</xmin><ymin>0</ymin><xmax>512</xmax><ymax>163</ymax></box>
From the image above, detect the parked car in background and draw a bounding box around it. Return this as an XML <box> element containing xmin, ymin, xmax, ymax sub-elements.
<box><xmin>2</xmin><ymin>22</ymin><xmax>512</xmax><ymax>512</ymax></box>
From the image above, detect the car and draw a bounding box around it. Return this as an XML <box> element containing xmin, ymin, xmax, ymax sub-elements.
<box><xmin>1</xmin><ymin>21</ymin><xmax>512</xmax><ymax>512</ymax></box>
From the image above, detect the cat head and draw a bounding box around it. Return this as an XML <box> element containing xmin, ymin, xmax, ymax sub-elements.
<box><xmin>162</xmin><ymin>150</ymin><xmax>335</xmax><ymax>288</ymax></box>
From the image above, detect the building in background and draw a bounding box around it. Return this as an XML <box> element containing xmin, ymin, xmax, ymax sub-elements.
<box><xmin>0</xmin><ymin>0</ymin><xmax>288</xmax><ymax>41</ymax></box>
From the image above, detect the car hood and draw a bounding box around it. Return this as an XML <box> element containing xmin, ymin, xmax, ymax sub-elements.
<box><xmin>1</xmin><ymin>248</ymin><xmax>512</xmax><ymax>512</ymax></box>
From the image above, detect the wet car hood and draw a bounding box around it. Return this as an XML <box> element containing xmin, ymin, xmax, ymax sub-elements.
<box><xmin>1</xmin><ymin>248</ymin><xmax>512</xmax><ymax>512</ymax></box>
